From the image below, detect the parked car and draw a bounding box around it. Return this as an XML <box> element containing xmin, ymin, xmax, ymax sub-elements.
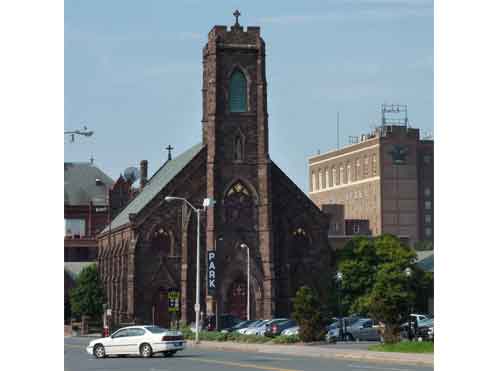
<box><xmin>325</xmin><ymin>326</ymin><xmax>341</xmax><ymax>343</ymax></box>
<box><xmin>86</xmin><ymin>325</ymin><xmax>185</xmax><ymax>358</ymax></box>
<box><xmin>400</xmin><ymin>314</ymin><xmax>431</xmax><ymax>339</ymax></box>
<box><xmin>265</xmin><ymin>319</ymin><xmax>297</xmax><ymax>337</ymax></box>
<box><xmin>345</xmin><ymin>318</ymin><xmax>382</xmax><ymax>342</ymax></box>
<box><xmin>245</xmin><ymin>319</ymin><xmax>288</xmax><ymax>336</ymax></box>
<box><xmin>238</xmin><ymin>320</ymin><xmax>268</xmax><ymax>334</ymax></box>
<box><xmin>281</xmin><ymin>325</ymin><xmax>299</xmax><ymax>336</ymax></box>
<box><xmin>204</xmin><ymin>314</ymin><xmax>241</xmax><ymax>331</ymax></box>
<box><xmin>416</xmin><ymin>318</ymin><xmax>434</xmax><ymax>341</ymax></box>
<box><xmin>221</xmin><ymin>319</ymin><xmax>259</xmax><ymax>333</ymax></box>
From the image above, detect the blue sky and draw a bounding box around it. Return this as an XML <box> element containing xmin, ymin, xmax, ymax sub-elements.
<box><xmin>64</xmin><ymin>0</ymin><xmax>433</xmax><ymax>193</ymax></box>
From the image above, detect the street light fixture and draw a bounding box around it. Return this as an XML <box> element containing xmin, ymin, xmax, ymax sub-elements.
<box><xmin>335</xmin><ymin>271</ymin><xmax>344</xmax><ymax>341</ymax></box>
<box><xmin>404</xmin><ymin>267</ymin><xmax>413</xmax><ymax>341</ymax></box>
<box><xmin>165</xmin><ymin>196</ymin><xmax>214</xmax><ymax>344</ymax></box>
<box><xmin>240</xmin><ymin>243</ymin><xmax>251</xmax><ymax>321</ymax></box>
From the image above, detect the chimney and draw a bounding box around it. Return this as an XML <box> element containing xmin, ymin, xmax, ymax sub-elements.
<box><xmin>140</xmin><ymin>160</ymin><xmax>148</xmax><ymax>190</ymax></box>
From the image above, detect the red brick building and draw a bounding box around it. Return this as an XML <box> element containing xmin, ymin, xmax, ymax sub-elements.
<box><xmin>97</xmin><ymin>20</ymin><xmax>330</xmax><ymax>327</ymax></box>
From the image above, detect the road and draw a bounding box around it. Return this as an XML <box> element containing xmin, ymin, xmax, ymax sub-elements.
<box><xmin>65</xmin><ymin>337</ymin><xmax>433</xmax><ymax>371</ymax></box>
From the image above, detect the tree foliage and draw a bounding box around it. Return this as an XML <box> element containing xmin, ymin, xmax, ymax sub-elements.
<box><xmin>292</xmin><ymin>286</ymin><xmax>324</xmax><ymax>342</ymax></box>
<box><xmin>337</xmin><ymin>235</ymin><xmax>419</xmax><ymax>342</ymax></box>
<box><xmin>69</xmin><ymin>264</ymin><xmax>105</xmax><ymax>319</ymax></box>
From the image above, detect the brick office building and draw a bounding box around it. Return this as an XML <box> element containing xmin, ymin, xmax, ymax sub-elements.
<box><xmin>309</xmin><ymin>123</ymin><xmax>434</xmax><ymax>245</ymax></box>
<box><xmin>97</xmin><ymin>18</ymin><xmax>330</xmax><ymax>328</ymax></box>
<box><xmin>64</xmin><ymin>161</ymin><xmax>143</xmax><ymax>318</ymax></box>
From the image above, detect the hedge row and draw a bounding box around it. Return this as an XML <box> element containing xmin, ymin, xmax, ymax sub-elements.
<box><xmin>180</xmin><ymin>326</ymin><xmax>300</xmax><ymax>344</ymax></box>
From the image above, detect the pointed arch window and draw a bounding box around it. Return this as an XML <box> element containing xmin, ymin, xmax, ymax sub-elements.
<box><xmin>234</xmin><ymin>135</ymin><xmax>244</xmax><ymax>161</ymax></box>
<box><xmin>229</xmin><ymin>70</ymin><xmax>247</xmax><ymax>112</ymax></box>
<box><xmin>224</xmin><ymin>181</ymin><xmax>255</xmax><ymax>225</ymax></box>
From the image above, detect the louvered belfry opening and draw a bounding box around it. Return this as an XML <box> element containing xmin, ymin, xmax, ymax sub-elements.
<box><xmin>229</xmin><ymin>69</ymin><xmax>247</xmax><ymax>112</ymax></box>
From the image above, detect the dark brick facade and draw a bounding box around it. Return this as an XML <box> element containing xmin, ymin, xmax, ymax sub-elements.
<box><xmin>97</xmin><ymin>22</ymin><xmax>329</xmax><ymax>327</ymax></box>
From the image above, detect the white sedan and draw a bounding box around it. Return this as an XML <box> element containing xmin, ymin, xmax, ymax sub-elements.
<box><xmin>86</xmin><ymin>325</ymin><xmax>185</xmax><ymax>358</ymax></box>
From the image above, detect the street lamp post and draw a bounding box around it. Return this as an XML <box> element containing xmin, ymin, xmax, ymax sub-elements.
<box><xmin>335</xmin><ymin>271</ymin><xmax>343</xmax><ymax>341</ymax></box>
<box><xmin>404</xmin><ymin>267</ymin><xmax>413</xmax><ymax>341</ymax></box>
<box><xmin>240</xmin><ymin>243</ymin><xmax>251</xmax><ymax>321</ymax></box>
<box><xmin>165</xmin><ymin>196</ymin><xmax>214</xmax><ymax>344</ymax></box>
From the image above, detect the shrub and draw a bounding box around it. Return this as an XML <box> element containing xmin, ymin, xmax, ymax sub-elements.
<box><xmin>292</xmin><ymin>286</ymin><xmax>324</xmax><ymax>342</ymax></box>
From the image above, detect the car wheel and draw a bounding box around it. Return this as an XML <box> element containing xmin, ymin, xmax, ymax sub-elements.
<box><xmin>140</xmin><ymin>343</ymin><xmax>153</xmax><ymax>358</ymax></box>
<box><xmin>345</xmin><ymin>333</ymin><xmax>354</xmax><ymax>341</ymax></box>
<box><xmin>93</xmin><ymin>344</ymin><xmax>106</xmax><ymax>359</ymax></box>
<box><xmin>163</xmin><ymin>351</ymin><xmax>175</xmax><ymax>357</ymax></box>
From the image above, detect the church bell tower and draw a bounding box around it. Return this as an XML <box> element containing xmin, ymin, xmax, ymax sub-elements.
<box><xmin>202</xmin><ymin>12</ymin><xmax>275</xmax><ymax>319</ymax></box>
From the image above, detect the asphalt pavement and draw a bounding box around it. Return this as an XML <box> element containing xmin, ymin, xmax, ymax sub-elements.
<box><xmin>65</xmin><ymin>337</ymin><xmax>433</xmax><ymax>371</ymax></box>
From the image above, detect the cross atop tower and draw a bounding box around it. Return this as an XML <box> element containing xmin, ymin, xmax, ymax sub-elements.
<box><xmin>233</xmin><ymin>9</ymin><xmax>241</xmax><ymax>26</ymax></box>
<box><xmin>165</xmin><ymin>145</ymin><xmax>174</xmax><ymax>161</ymax></box>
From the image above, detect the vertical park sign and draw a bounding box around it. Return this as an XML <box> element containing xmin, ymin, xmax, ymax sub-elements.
<box><xmin>207</xmin><ymin>250</ymin><xmax>216</xmax><ymax>296</ymax></box>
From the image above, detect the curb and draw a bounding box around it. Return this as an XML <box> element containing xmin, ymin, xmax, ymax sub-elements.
<box><xmin>187</xmin><ymin>340</ymin><xmax>434</xmax><ymax>367</ymax></box>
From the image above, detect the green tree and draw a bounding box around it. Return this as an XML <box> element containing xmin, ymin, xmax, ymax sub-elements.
<box><xmin>292</xmin><ymin>286</ymin><xmax>324</xmax><ymax>342</ymax></box>
<box><xmin>69</xmin><ymin>264</ymin><xmax>105</xmax><ymax>319</ymax></box>
<box><xmin>337</xmin><ymin>234</ymin><xmax>419</xmax><ymax>342</ymax></box>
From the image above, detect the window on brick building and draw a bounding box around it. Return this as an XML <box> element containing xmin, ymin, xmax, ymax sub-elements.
<box><xmin>319</xmin><ymin>170</ymin><xmax>323</xmax><ymax>190</ymax></box>
<box><xmin>425</xmin><ymin>201</ymin><xmax>432</xmax><ymax>210</ymax></box>
<box><xmin>424</xmin><ymin>187</ymin><xmax>431</xmax><ymax>197</ymax></box>
<box><xmin>234</xmin><ymin>135</ymin><xmax>244</xmax><ymax>161</ymax></box>
<box><xmin>356</xmin><ymin>159</ymin><xmax>361</xmax><ymax>180</ymax></box>
<box><xmin>425</xmin><ymin>227</ymin><xmax>432</xmax><ymax>237</ymax></box>
<box><xmin>425</xmin><ymin>214</ymin><xmax>432</xmax><ymax>224</ymax></box>
<box><xmin>372</xmin><ymin>155</ymin><xmax>377</xmax><ymax>176</ymax></box>
<box><xmin>364</xmin><ymin>156</ymin><xmax>369</xmax><ymax>177</ymax></box>
<box><xmin>229</xmin><ymin>69</ymin><xmax>247</xmax><ymax>112</ymax></box>
<box><xmin>347</xmin><ymin>164</ymin><xmax>352</xmax><ymax>183</ymax></box>
<box><xmin>340</xmin><ymin>166</ymin><xmax>344</xmax><ymax>185</ymax></box>
<box><xmin>332</xmin><ymin>167</ymin><xmax>336</xmax><ymax>186</ymax></box>
<box><xmin>65</xmin><ymin>218</ymin><xmax>86</xmax><ymax>237</ymax></box>
<box><xmin>311</xmin><ymin>171</ymin><xmax>316</xmax><ymax>191</ymax></box>
<box><xmin>325</xmin><ymin>168</ymin><xmax>329</xmax><ymax>188</ymax></box>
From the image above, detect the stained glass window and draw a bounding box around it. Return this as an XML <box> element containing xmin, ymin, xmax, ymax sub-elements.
<box><xmin>229</xmin><ymin>70</ymin><xmax>247</xmax><ymax>112</ymax></box>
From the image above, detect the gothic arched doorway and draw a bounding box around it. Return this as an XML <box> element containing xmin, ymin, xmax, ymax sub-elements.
<box><xmin>152</xmin><ymin>287</ymin><xmax>170</xmax><ymax>328</ymax></box>
<box><xmin>227</xmin><ymin>279</ymin><xmax>247</xmax><ymax>320</ymax></box>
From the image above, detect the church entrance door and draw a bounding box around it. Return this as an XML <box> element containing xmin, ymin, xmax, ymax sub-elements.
<box><xmin>153</xmin><ymin>288</ymin><xmax>170</xmax><ymax>328</ymax></box>
<box><xmin>227</xmin><ymin>280</ymin><xmax>247</xmax><ymax>320</ymax></box>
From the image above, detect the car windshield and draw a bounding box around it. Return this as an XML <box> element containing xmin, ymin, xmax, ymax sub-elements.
<box><xmin>233</xmin><ymin>320</ymin><xmax>254</xmax><ymax>329</ymax></box>
<box><xmin>420</xmin><ymin>318</ymin><xmax>434</xmax><ymax>326</ymax></box>
<box><xmin>144</xmin><ymin>326</ymin><xmax>168</xmax><ymax>334</ymax></box>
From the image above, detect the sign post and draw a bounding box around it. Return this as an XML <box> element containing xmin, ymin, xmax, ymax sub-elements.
<box><xmin>207</xmin><ymin>251</ymin><xmax>216</xmax><ymax>296</ymax></box>
<box><xmin>167</xmin><ymin>288</ymin><xmax>180</xmax><ymax>329</ymax></box>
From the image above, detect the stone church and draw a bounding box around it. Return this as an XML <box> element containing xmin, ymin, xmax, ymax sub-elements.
<box><xmin>97</xmin><ymin>17</ymin><xmax>330</xmax><ymax>328</ymax></box>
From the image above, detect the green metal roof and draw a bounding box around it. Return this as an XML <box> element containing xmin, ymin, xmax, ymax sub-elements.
<box><xmin>64</xmin><ymin>162</ymin><xmax>114</xmax><ymax>206</ymax></box>
<box><xmin>103</xmin><ymin>143</ymin><xmax>204</xmax><ymax>232</ymax></box>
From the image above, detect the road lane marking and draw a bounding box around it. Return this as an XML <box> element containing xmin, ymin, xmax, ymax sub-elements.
<box><xmin>348</xmin><ymin>364</ymin><xmax>411</xmax><ymax>371</ymax></box>
<box><xmin>187</xmin><ymin>357</ymin><xmax>304</xmax><ymax>371</ymax></box>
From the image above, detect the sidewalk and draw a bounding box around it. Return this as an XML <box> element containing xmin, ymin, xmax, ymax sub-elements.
<box><xmin>187</xmin><ymin>340</ymin><xmax>434</xmax><ymax>367</ymax></box>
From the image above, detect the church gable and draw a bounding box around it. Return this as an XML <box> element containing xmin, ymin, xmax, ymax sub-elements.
<box><xmin>101</xmin><ymin>143</ymin><xmax>205</xmax><ymax>233</ymax></box>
